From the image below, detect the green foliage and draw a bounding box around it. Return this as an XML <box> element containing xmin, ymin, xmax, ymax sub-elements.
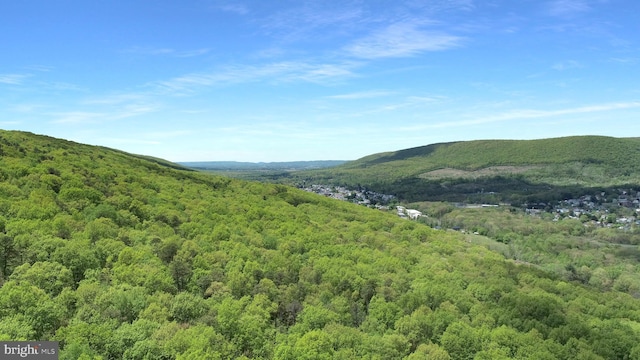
<box><xmin>0</xmin><ymin>130</ymin><xmax>638</xmax><ymax>359</ymax></box>
<box><xmin>438</xmin><ymin>205</ymin><xmax>640</xmax><ymax>299</ymax></box>
<box><xmin>9</xmin><ymin>261</ymin><xmax>73</xmax><ymax>296</ymax></box>
<box><xmin>440</xmin><ymin>322</ymin><xmax>483</xmax><ymax>360</ymax></box>
<box><xmin>170</xmin><ymin>292</ymin><xmax>207</xmax><ymax>323</ymax></box>
<box><xmin>0</xmin><ymin>281</ymin><xmax>65</xmax><ymax>338</ymax></box>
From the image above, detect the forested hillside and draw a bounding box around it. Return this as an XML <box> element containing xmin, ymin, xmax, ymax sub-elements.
<box><xmin>411</xmin><ymin>203</ymin><xmax>640</xmax><ymax>295</ymax></box>
<box><xmin>289</xmin><ymin>136</ymin><xmax>640</xmax><ymax>203</ymax></box>
<box><xmin>1</xmin><ymin>130</ymin><xmax>640</xmax><ymax>359</ymax></box>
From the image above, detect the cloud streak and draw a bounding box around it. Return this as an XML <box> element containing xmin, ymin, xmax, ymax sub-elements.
<box><xmin>218</xmin><ymin>4</ymin><xmax>249</xmax><ymax>15</ymax></box>
<box><xmin>326</xmin><ymin>90</ymin><xmax>396</xmax><ymax>100</ymax></box>
<box><xmin>0</xmin><ymin>74</ymin><xmax>31</xmax><ymax>85</ymax></box>
<box><xmin>401</xmin><ymin>101</ymin><xmax>640</xmax><ymax>131</ymax></box>
<box><xmin>50</xmin><ymin>103</ymin><xmax>159</xmax><ymax>124</ymax></box>
<box><xmin>122</xmin><ymin>46</ymin><xmax>210</xmax><ymax>58</ymax></box>
<box><xmin>260</xmin><ymin>3</ymin><xmax>363</xmax><ymax>42</ymax></box>
<box><xmin>552</xmin><ymin>60</ymin><xmax>583</xmax><ymax>71</ymax></box>
<box><xmin>345</xmin><ymin>21</ymin><xmax>464</xmax><ymax>59</ymax></box>
<box><xmin>99</xmin><ymin>137</ymin><xmax>161</xmax><ymax>145</ymax></box>
<box><xmin>24</xmin><ymin>65</ymin><xmax>53</xmax><ymax>72</ymax></box>
<box><xmin>51</xmin><ymin>111</ymin><xmax>105</xmax><ymax>124</ymax></box>
<box><xmin>154</xmin><ymin>61</ymin><xmax>359</xmax><ymax>94</ymax></box>
<box><xmin>338</xmin><ymin>95</ymin><xmax>446</xmax><ymax>118</ymax></box>
<box><xmin>547</xmin><ymin>0</ymin><xmax>591</xmax><ymax>17</ymax></box>
<box><xmin>143</xmin><ymin>130</ymin><xmax>193</xmax><ymax>139</ymax></box>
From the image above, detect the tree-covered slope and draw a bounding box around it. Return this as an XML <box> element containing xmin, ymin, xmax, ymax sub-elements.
<box><xmin>293</xmin><ymin>136</ymin><xmax>640</xmax><ymax>203</ymax></box>
<box><xmin>1</xmin><ymin>130</ymin><xmax>640</xmax><ymax>359</ymax></box>
<box><xmin>349</xmin><ymin>136</ymin><xmax>640</xmax><ymax>169</ymax></box>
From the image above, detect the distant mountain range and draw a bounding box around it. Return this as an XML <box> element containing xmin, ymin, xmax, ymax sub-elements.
<box><xmin>179</xmin><ymin>160</ymin><xmax>347</xmax><ymax>171</ymax></box>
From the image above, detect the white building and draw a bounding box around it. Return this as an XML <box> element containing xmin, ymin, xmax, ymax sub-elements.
<box><xmin>406</xmin><ymin>209</ymin><xmax>423</xmax><ymax>220</ymax></box>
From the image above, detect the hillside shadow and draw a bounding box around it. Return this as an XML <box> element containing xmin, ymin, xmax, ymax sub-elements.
<box><xmin>370</xmin><ymin>175</ymin><xmax>639</xmax><ymax>205</ymax></box>
<box><xmin>364</xmin><ymin>142</ymin><xmax>455</xmax><ymax>165</ymax></box>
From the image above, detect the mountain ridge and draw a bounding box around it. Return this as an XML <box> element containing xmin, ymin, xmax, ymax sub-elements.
<box><xmin>345</xmin><ymin>135</ymin><xmax>640</xmax><ymax>169</ymax></box>
<box><xmin>289</xmin><ymin>135</ymin><xmax>640</xmax><ymax>203</ymax></box>
<box><xmin>179</xmin><ymin>160</ymin><xmax>347</xmax><ymax>171</ymax></box>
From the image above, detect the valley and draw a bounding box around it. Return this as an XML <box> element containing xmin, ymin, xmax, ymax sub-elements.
<box><xmin>0</xmin><ymin>131</ymin><xmax>639</xmax><ymax>359</ymax></box>
<box><xmin>5</xmin><ymin>0</ymin><xmax>638</xmax><ymax>358</ymax></box>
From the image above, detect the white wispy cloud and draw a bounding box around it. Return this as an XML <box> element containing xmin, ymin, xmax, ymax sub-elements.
<box><xmin>548</xmin><ymin>0</ymin><xmax>591</xmax><ymax>17</ymax></box>
<box><xmin>253</xmin><ymin>47</ymin><xmax>289</xmax><ymax>59</ymax></box>
<box><xmin>288</xmin><ymin>63</ymin><xmax>357</xmax><ymax>83</ymax></box>
<box><xmin>552</xmin><ymin>60</ymin><xmax>583</xmax><ymax>70</ymax></box>
<box><xmin>218</xmin><ymin>4</ymin><xmax>249</xmax><ymax>15</ymax></box>
<box><xmin>79</xmin><ymin>92</ymin><xmax>161</xmax><ymax>120</ymax></box>
<box><xmin>154</xmin><ymin>61</ymin><xmax>359</xmax><ymax>94</ymax></box>
<box><xmin>143</xmin><ymin>130</ymin><xmax>193</xmax><ymax>139</ymax></box>
<box><xmin>0</xmin><ymin>74</ymin><xmax>31</xmax><ymax>85</ymax></box>
<box><xmin>123</xmin><ymin>46</ymin><xmax>173</xmax><ymax>55</ymax></box>
<box><xmin>50</xmin><ymin>102</ymin><xmax>159</xmax><ymax>124</ymax></box>
<box><xmin>83</xmin><ymin>93</ymin><xmax>148</xmax><ymax>105</ymax></box>
<box><xmin>51</xmin><ymin>111</ymin><xmax>105</xmax><ymax>124</ymax></box>
<box><xmin>400</xmin><ymin>101</ymin><xmax>640</xmax><ymax>131</ymax></box>
<box><xmin>310</xmin><ymin>94</ymin><xmax>446</xmax><ymax>121</ymax></box>
<box><xmin>2</xmin><ymin>73</ymin><xmax>84</xmax><ymax>91</ymax></box>
<box><xmin>345</xmin><ymin>21</ymin><xmax>463</xmax><ymax>59</ymax></box>
<box><xmin>346</xmin><ymin>95</ymin><xmax>445</xmax><ymax>117</ymax></box>
<box><xmin>111</xmin><ymin>104</ymin><xmax>158</xmax><ymax>119</ymax></box>
<box><xmin>406</xmin><ymin>0</ymin><xmax>475</xmax><ymax>13</ymax></box>
<box><xmin>100</xmin><ymin>138</ymin><xmax>161</xmax><ymax>145</ymax></box>
<box><xmin>327</xmin><ymin>90</ymin><xmax>396</xmax><ymax>100</ymax></box>
<box><xmin>122</xmin><ymin>46</ymin><xmax>210</xmax><ymax>58</ymax></box>
<box><xmin>174</xmin><ymin>49</ymin><xmax>211</xmax><ymax>58</ymax></box>
<box><xmin>24</xmin><ymin>65</ymin><xmax>53</xmax><ymax>72</ymax></box>
<box><xmin>261</xmin><ymin>3</ymin><xmax>363</xmax><ymax>42</ymax></box>
<box><xmin>48</xmin><ymin>82</ymin><xmax>86</xmax><ymax>92</ymax></box>
<box><xmin>10</xmin><ymin>103</ymin><xmax>46</xmax><ymax>113</ymax></box>
<box><xmin>179</xmin><ymin>109</ymin><xmax>209</xmax><ymax>114</ymax></box>
<box><xmin>609</xmin><ymin>57</ymin><xmax>638</xmax><ymax>64</ymax></box>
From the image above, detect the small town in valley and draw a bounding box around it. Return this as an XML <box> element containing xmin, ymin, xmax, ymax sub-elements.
<box><xmin>303</xmin><ymin>184</ymin><xmax>640</xmax><ymax>231</ymax></box>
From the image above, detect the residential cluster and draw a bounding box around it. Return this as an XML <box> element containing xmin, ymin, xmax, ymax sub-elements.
<box><xmin>303</xmin><ymin>184</ymin><xmax>640</xmax><ymax>228</ymax></box>
<box><xmin>301</xmin><ymin>184</ymin><xmax>431</xmax><ymax>220</ymax></box>
<box><xmin>524</xmin><ymin>190</ymin><xmax>640</xmax><ymax>230</ymax></box>
<box><xmin>301</xmin><ymin>184</ymin><xmax>396</xmax><ymax>209</ymax></box>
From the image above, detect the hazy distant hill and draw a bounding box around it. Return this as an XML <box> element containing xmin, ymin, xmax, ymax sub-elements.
<box><xmin>1</xmin><ymin>130</ymin><xmax>639</xmax><ymax>359</ymax></box>
<box><xmin>293</xmin><ymin>136</ymin><xmax>640</xmax><ymax>203</ymax></box>
<box><xmin>180</xmin><ymin>160</ymin><xmax>346</xmax><ymax>171</ymax></box>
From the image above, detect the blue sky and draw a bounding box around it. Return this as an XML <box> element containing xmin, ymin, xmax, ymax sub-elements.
<box><xmin>1</xmin><ymin>0</ymin><xmax>639</xmax><ymax>162</ymax></box>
